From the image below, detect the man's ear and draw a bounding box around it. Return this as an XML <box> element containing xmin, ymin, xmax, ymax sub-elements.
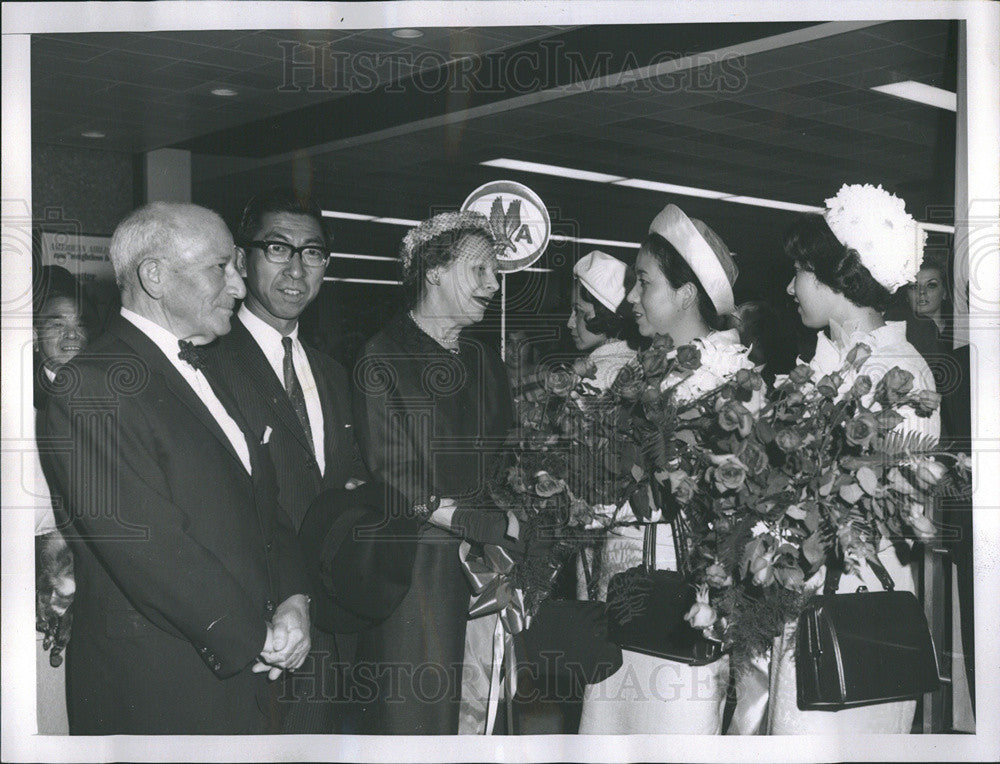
<box><xmin>425</xmin><ymin>266</ymin><xmax>442</xmax><ymax>287</ymax></box>
<box><xmin>136</xmin><ymin>258</ymin><xmax>164</xmax><ymax>299</ymax></box>
<box><xmin>235</xmin><ymin>246</ymin><xmax>248</xmax><ymax>278</ymax></box>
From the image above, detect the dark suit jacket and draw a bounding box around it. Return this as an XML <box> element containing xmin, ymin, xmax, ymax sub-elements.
<box><xmin>205</xmin><ymin>316</ymin><xmax>367</xmax><ymax>532</ymax></box>
<box><xmin>40</xmin><ymin>315</ymin><xmax>310</xmax><ymax>735</ymax></box>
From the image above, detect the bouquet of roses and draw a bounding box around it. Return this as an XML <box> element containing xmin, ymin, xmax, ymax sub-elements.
<box><xmin>680</xmin><ymin>342</ymin><xmax>972</xmax><ymax>661</ymax></box>
<box><xmin>602</xmin><ymin>333</ymin><xmax>761</xmax><ymax>526</ymax></box>
<box><xmin>489</xmin><ymin>358</ymin><xmax>630</xmax><ymax>614</ymax></box>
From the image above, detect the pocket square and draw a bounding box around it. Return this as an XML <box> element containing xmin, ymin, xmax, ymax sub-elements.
<box><xmin>261</xmin><ymin>426</ymin><xmax>273</xmax><ymax>445</ymax></box>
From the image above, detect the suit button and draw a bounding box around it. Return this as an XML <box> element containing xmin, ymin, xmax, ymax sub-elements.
<box><xmin>305</xmin><ymin>456</ymin><xmax>317</xmax><ymax>471</ymax></box>
<box><xmin>212</xmin><ymin>661</ymin><xmax>222</xmax><ymax>672</ymax></box>
<box><xmin>265</xmin><ymin>600</ymin><xmax>276</xmax><ymax>615</ymax></box>
<box><xmin>264</xmin><ymin>542</ymin><xmax>273</xmax><ymax>552</ymax></box>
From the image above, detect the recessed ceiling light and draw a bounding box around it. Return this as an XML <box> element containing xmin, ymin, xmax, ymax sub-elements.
<box><xmin>210</xmin><ymin>87</ymin><xmax>238</xmax><ymax>97</ymax></box>
<box><xmin>80</xmin><ymin>131</ymin><xmax>105</xmax><ymax>139</ymax></box>
<box><xmin>392</xmin><ymin>28</ymin><xmax>424</xmax><ymax>39</ymax></box>
<box><xmin>613</xmin><ymin>178</ymin><xmax>731</xmax><ymax>200</ymax></box>
<box><xmin>871</xmin><ymin>81</ymin><xmax>956</xmax><ymax>111</ymax></box>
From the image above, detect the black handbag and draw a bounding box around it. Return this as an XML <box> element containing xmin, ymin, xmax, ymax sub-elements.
<box><xmin>518</xmin><ymin>599</ymin><xmax>623</xmax><ymax>686</ymax></box>
<box><xmin>605</xmin><ymin>521</ymin><xmax>724</xmax><ymax>666</ymax></box>
<box><xmin>795</xmin><ymin>557</ymin><xmax>941</xmax><ymax>710</ymax></box>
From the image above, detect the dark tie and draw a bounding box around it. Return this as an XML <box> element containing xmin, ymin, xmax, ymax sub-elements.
<box><xmin>178</xmin><ymin>339</ymin><xmax>206</xmax><ymax>370</ymax></box>
<box><xmin>282</xmin><ymin>336</ymin><xmax>313</xmax><ymax>450</ymax></box>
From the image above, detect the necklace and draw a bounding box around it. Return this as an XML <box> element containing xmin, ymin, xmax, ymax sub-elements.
<box><xmin>409</xmin><ymin>309</ymin><xmax>460</xmax><ymax>353</ymax></box>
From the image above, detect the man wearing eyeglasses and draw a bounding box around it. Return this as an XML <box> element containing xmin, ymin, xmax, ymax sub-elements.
<box><xmin>205</xmin><ymin>192</ymin><xmax>369</xmax><ymax>733</ymax></box>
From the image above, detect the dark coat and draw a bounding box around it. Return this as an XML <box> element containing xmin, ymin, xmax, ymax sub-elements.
<box><xmin>205</xmin><ymin>316</ymin><xmax>368</xmax><ymax>532</ymax></box>
<box><xmin>350</xmin><ymin>312</ymin><xmax>514</xmax><ymax>734</ymax></box>
<box><xmin>40</xmin><ymin>315</ymin><xmax>310</xmax><ymax>735</ymax></box>
<box><xmin>202</xmin><ymin>315</ymin><xmax>371</xmax><ymax>731</ymax></box>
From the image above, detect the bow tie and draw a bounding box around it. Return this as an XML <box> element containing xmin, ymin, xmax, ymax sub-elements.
<box><xmin>177</xmin><ymin>340</ymin><xmax>207</xmax><ymax>370</ymax></box>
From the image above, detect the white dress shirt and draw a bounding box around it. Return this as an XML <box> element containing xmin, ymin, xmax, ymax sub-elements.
<box><xmin>121</xmin><ymin>308</ymin><xmax>252</xmax><ymax>474</ymax></box>
<box><xmin>238</xmin><ymin>305</ymin><xmax>325</xmax><ymax>475</ymax></box>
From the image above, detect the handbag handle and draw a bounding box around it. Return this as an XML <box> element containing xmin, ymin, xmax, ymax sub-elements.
<box><xmin>823</xmin><ymin>553</ymin><xmax>896</xmax><ymax>595</ymax></box>
<box><xmin>641</xmin><ymin>515</ymin><xmax>690</xmax><ymax>575</ymax></box>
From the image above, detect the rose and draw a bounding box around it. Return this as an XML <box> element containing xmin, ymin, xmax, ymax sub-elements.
<box><xmin>704</xmin><ymin>563</ymin><xmax>733</xmax><ymax>588</ymax></box>
<box><xmin>789</xmin><ymin>364</ymin><xmax>813</xmax><ymax>385</ymax></box>
<box><xmin>736</xmin><ymin>440</ymin><xmax>768</xmax><ymax>475</ymax></box>
<box><xmin>675</xmin><ymin>344</ymin><xmax>702</xmax><ymax>371</ymax></box>
<box><xmin>650</xmin><ymin>333</ymin><xmax>674</xmax><ymax>354</ymax></box>
<box><xmin>877</xmin><ymin>367</ymin><xmax>915</xmax><ymax>405</ymax></box>
<box><xmin>572</xmin><ymin>357</ymin><xmax>598</xmax><ymax>380</ymax></box>
<box><xmin>669</xmin><ymin>471</ymin><xmax>698</xmax><ymax>504</ymax></box>
<box><xmin>845</xmin><ymin>342</ymin><xmax>873</xmax><ymax>369</ymax></box>
<box><xmin>717</xmin><ymin>400</ymin><xmax>753</xmax><ymax>438</ymax></box>
<box><xmin>640</xmin><ymin>385</ymin><xmax>660</xmax><ymax>409</ymax></box>
<box><xmin>774</xmin><ymin>428</ymin><xmax>802</xmax><ymax>453</ymax></box>
<box><xmin>816</xmin><ymin>373</ymin><xmax>844</xmax><ymax>398</ymax></box>
<box><xmin>905</xmin><ymin>503</ymin><xmax>935</xmax><ymax>539</ymax></box>
<box><xmin>913</xmin><ymin>459</ymin><xmax>948</xmax><ymax>489</ymax></box>
<box><xmin>533</xmin><ymin>470</ymin><xmax>566</xmax><ymax>497</ymax></box>
<box><xmin>735</xmin><ymin>367</ymin><xmax>763</xmax><ymax>391</ymax></box>
<box><xmin>911</xmin><ymin>389</ymin><xmax>941</xmax><ymax>417</ymax></box>
<box><xmin>750</xmin><ymin>553</ymin><xmax>775</xmax><ymax>586</ymax></box>
<box><xmin>611</xmin><ymin>366</ymin><xmax>646</xmax><ymax>402</ymax></box>
<box><xmin>844</xmin><ymin>412</ymin><xmax>877</xmax><ymax>449</ymax></box>
<box><xmin>712</xmin><ymin>457</ymin><xmax>747</xmax><ymax>492</ymax></box>
<box><xmin>640</xmin><ymin>345</ymin><xmax>671</xmax><ymax>377</ymax></box>
<box><xmin>684</xmin><ymin>584</ymin><xmax>717</xmax><ymax>629</ymax></box>
<box><xmin>543</xmin><ymin>368</ymin><xmax>576</xmax><ymax>397</ymax></box>
<box><xmin>850</xmin><ymin>375</ymin><xmax>873</xmax><ymax>398</ymax></box>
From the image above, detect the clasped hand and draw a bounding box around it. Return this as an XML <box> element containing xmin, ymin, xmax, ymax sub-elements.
<box><xmin>252</xmin><ymin>593</ymin><xmax>311</xmax><ymax>681</ymax></box>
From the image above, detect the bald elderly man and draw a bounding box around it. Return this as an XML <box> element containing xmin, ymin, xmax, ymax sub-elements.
<box><xmin>41</xmin><ymin>202</ymin><xmax>311</xmax><ymax>734</ymax></box>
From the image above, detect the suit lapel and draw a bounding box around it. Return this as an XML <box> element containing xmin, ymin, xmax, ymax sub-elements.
<box><xmin>229</xmin><ymin>318</ymin><xmax>313</xmax><ymax>454</ymax></box>
<box><xmin>303</xmin><ymin>343</ymin><xmax>336</xmax><ymax>469</ymax></box>
<box><xmin>112</xmin><ymin>317</ymin><xmax>251</xmax><ymax>479</ymax></box>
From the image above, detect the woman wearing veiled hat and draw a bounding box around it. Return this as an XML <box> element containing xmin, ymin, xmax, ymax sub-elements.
<box><xmin>578</xmin><ymin>204</ymin><xmax>758</xmax><ymax>734</ymax></box>
<box><xmin>767</xmin><ymin>184</ymin><xmax>940</xmax><ymax>735</ymax></box>
<box><xmin>351</xmin><ymin>211</ymin><xmax>522</xmax><ymax>735</ymax></box>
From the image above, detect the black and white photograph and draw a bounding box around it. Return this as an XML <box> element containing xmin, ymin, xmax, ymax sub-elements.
<box><xmin>2</xmin><ymin>1</ymin><xmax>998</xmax><ymax>762</ymax></box>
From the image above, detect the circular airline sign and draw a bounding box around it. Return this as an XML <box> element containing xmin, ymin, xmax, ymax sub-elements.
<box><xmin>461</xmin><ymin>180</ymin><xmax>551</xmax><ymax>273</ymax></box>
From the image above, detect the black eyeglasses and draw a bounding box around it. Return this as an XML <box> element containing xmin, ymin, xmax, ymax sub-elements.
<box><xmin>243</xmin><ymin>240</ymin><xmax>330</xmax><ymax>268</ymax></box>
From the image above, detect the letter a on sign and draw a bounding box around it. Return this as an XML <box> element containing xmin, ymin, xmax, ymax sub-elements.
<box><xmin>461</xmin><ymin>181</ymin><xmax>551</xmax><ymax>273</ymax></box>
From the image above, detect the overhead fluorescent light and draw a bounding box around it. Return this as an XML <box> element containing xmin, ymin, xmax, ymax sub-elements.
<box><xmin>329</xmin><ymin>252</ymin><xmax>398</xmax><ymax>262</ymax></box>
<box><xmin>322</xmin><ymin>210</ymin><xmax>376</xmax><ymax>221</ymax></box>
<box><xmin>210</xmin><ymin>87</ymin><xmax>238</xmax><ymax>97</ymax></box>
<box><xmin>721</xmin><ymin>195</ymin><xmax>825</xmax><ymax>213</ymax></box>
<box><xmin>550</xmin><ymin>234</ymin><xmax>640</xmax><ymax>249</ymax></box>
<box><xmin>323</xmin><ymin>277</ymin><xmax>403</xmax><ymax>286</ymax></box>
<box><xmin>518</xmin><ymin>267</ymin><xmax>554</xmax><ymax>273</ymax></box>
<box><xmin>374</xmin><ymin>216</ymin><xmax>421</xmax><ymax>226</ymax></box>
<box><xmin>919</xmin><ymin>222</ymin><xmax>956</xmax><ymax>234</ymax></box>
<box><xmin>392</xmin><ymin>28</ymin><xmax>424</xmax><ymax>39</ymax></box>
<box><xmin>81</xmin><ymin>131</ymin><xmax>105</xmax><ymax>139</ymax></box>
<box><xmin>481</xmin><ymin>158</ymin><xmax>822</xmax><ymax>214</ymax></box>
<box><xmin>481</xmin><ymin>158</ymin><xmax>626</xmax><ymax>184</ymax></box>
<box><xmin>871</xmin><ymin>81</ymin><xmax>957</xmax><ymax>112</ymax></box>
<box><xmin>613</xmin><ymin>178</ymin><xmax>730</xmax><ymax>200</ymax></box>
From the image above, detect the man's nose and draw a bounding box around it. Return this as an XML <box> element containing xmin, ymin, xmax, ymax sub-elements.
<box><xmin>786</xmin><ymin>278</ymin><xmax>795</xmax><ymax>297</ymax></box>
<box><xmin>229</xmin><ymin>268</ymin><xmax>247</xmax><ymax>299</ymax></box>
<box><xmin>284</xmin><ymin>253</ymin><xmax>305</xmax><ymax>278</ymax></box>
<box><xmin>627</xmin><ymin>283</ymin><xmax>639</xmax><ymax>304</ymax></box>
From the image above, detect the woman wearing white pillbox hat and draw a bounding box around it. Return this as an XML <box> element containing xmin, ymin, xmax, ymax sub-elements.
<box><xmin>579</xmin><ymin>204</ymin><xmax>759</xmax><ymax>735</ymax></box>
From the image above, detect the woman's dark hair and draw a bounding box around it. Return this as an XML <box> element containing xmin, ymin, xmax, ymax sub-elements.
<box><xmin>576</xmin><ymin>267</ymin><xmax>637</xmax><ymax>341</ymax></box>
<box><xmin>734</xmin><ymin>300</ymin><xmax>797</xmax><ymax>385</ymax></box>
<box><xmin>641</xmin><ymin>232</ymin><xmax>725</xmax><ymax>332</ymax></box>
<box><xmin>783</xmin><ymin>215</ymin><xmax>891</xmax><ymax>312</ymax></box>
<box><xmin>402</xmin><ymin>227</ymin><xmax>494</xmax><ymax>308</ymax></box>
